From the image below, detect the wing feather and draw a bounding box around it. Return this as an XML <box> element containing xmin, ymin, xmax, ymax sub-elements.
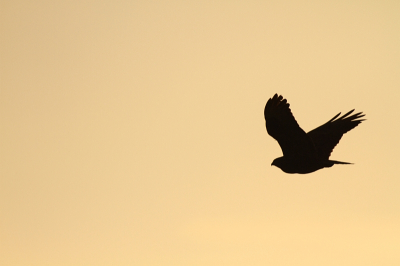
<box><xmin>264</xmin><ymin>94</ymin><xmax>315</xmax><ymax>158</ymax></box>
<box><xmin>307</xmin><ymin>110</ymin><xmax>365</xmax><ymax>160</ymax></box>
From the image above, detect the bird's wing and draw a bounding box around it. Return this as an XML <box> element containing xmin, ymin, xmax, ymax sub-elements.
<box><xmin>264</xmin><ymin>94</ymin><xmax>314</xmax><ymax>158</ymax></box>
<box><xmin>307</xmin><ymin>110</ymin><xmax>365</xmax><ymax>160</ymax></box>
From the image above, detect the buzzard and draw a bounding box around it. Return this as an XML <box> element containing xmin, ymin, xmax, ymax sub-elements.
<box><xmin>264</xmin><ymin>94</ymin><xmax>365</xmax><ymax>174</ymax></box>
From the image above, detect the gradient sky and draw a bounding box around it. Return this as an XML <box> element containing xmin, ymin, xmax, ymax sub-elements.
<box><xmin>1</xmin><ymin>1</ymin><xmax>400</xmax><ymax>265</ymax></box>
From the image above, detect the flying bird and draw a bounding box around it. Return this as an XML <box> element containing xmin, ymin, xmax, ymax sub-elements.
<box><xmin>264</xmin><ymin>94</ymin><xmax>365</xmax><ymax>174</ymax></box>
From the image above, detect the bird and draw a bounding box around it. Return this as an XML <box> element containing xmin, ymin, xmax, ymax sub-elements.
<box><xmin>264</xmin><ymin>94</ymin><xmax>365</xmax><ymax>174</ymax></box>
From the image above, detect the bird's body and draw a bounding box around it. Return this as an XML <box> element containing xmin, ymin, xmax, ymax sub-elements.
<box><xmin>265</xmin><ymin>94</ymin><xmax>365</xmax><ymax>174</ymax></box>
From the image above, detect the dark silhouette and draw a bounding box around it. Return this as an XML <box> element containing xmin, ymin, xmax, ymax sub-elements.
<box><xmin>264</xmin><ymin>94</ymin><xmax>365</xmax><ymax>174</ymax></box>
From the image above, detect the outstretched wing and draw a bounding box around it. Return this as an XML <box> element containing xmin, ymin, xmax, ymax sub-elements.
<box><xmin>307</xmin><ymin>110</ymin><xmax>365</xmax><ymax>160</ymax></box>
<box><xmin>264</xmin><ymin>94</ymin><xmax>315</xmax><ymax>158</ymax></box>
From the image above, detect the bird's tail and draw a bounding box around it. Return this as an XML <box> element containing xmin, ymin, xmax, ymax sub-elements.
<box><xmin>326</xmin><ymin>160</ymin><xmax>353</xmax><ymax>167</ymax></box>
<box><xmin>331</xmin><ymin>160</ymin><xmax>352</xmax><ymax>164</ymax></box>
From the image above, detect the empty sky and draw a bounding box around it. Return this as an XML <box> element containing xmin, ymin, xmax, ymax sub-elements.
<box><xmin>1</xmin><ymin>1</ymin><xmax>400</xmax><ymax>265</ymax></box>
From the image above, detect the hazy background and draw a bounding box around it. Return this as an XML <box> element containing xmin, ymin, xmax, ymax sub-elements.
<box><xmin>1</xmin><ymin>1</ymin><xmax>400</xmax><ymax>265</ymax></box>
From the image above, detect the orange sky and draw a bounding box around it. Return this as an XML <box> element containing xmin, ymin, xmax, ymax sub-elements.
<box><xmin>1</xmin><ymin>1</ymin><xmax>400</xmax><ymax>265</ymax></box>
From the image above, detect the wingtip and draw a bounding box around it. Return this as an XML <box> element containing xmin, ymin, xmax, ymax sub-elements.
<box><xmin>329</xmin><ymin>110</ymin><xmax>366</xmax><ymax>123</ymax></box>
<box><xmin>265</xmin><ymin>93</ymin><xmax>287</xmax><ymax>115</ymax></box>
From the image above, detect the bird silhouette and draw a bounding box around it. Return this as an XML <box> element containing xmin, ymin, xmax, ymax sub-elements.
<box><xmin>264</xmin><ymin>94</ymin><xmax>365</xmax><ymax>174</ymax></box>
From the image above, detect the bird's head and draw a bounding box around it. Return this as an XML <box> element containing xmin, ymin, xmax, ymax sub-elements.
<box><xmin>271</xmin><ymin>157</ymin><xmax>285</xmax><ymax>170</ymax></box>
<box><xmin>271</xmin><ymin>156</ymin><xmax>298</xmax><ymax>174</ymax></box>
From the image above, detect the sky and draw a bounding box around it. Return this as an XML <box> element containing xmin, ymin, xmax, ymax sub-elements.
<box><xmin>1</xmin><ymin>0</ymin><xmax>400</xmax><ymax>265</ymax></box>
